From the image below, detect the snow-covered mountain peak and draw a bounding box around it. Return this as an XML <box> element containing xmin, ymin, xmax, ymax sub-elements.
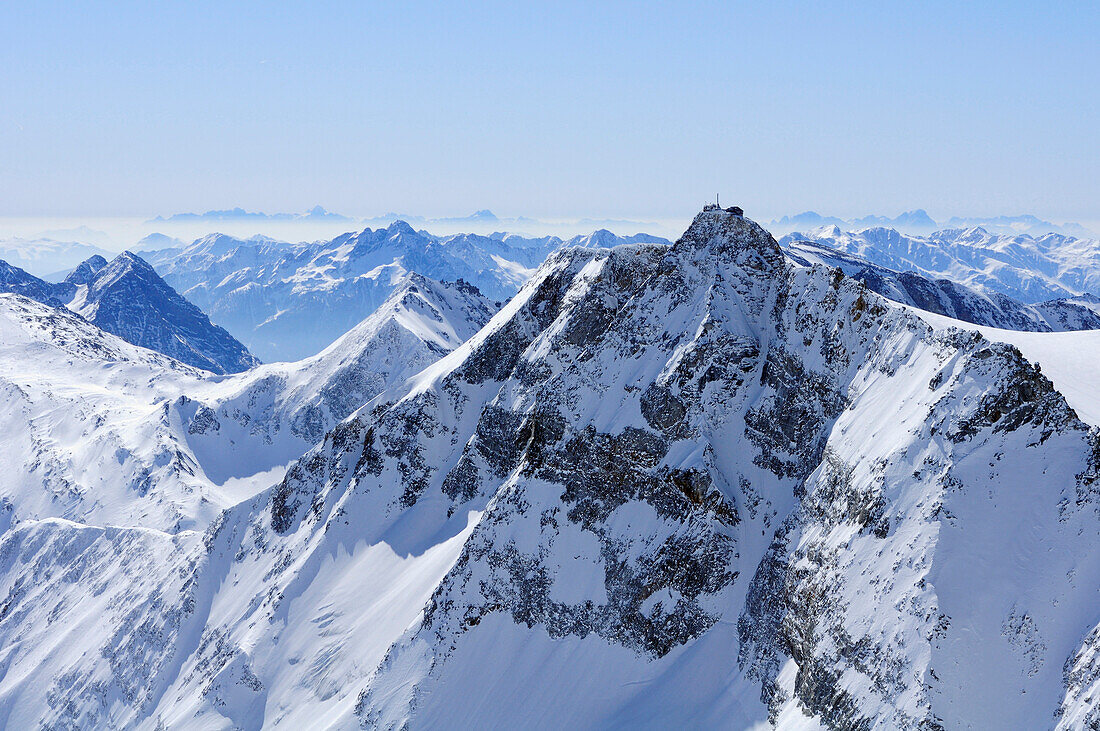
<box><xmin>176</xmin><ymin>268</ymin><xmax>499</xmax><ymax>468</ymax></box>
<box><xmin>674</xmin><ymin>207</ymin><xmax>787</xmax><ymax>288</ymax></box>
<box><xmin>324</xmin><ymin>270</ymin><xmax>496</xmax><ymax>359</ymax></box>
<box><xmin>386</xmin><ymin>219</ymin><xmax>419</xmax><ymax>236</ymax></box>
<box><xmin>83</xmin><ymin>250</ymin><xmax>157</xmax><ymax>294</ymax></box>
<box><xmin>69</xmin><ymin>251</ymin><xmax>259</xmax><ymax>374</ymax></box>
<box><xmin>62</xmin><ymin>254</ymin><xmax>108</xmax><ymax>286</ymax></box>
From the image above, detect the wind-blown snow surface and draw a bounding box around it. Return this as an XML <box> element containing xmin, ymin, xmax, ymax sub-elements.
<box><xmin>781</xmin><ymin>225</ymin><xmax>1100</xmax><ymax>304</ymax></box>
<box><xmin>4</xmin><ymin>210</ymin><xmax>1100</xmax><ymax>728</ymax></box>
<box><xmin>142</xmin><ymin>224</ymin><xmax>667</xmax><ymax>362</ymax></box>
<box><xmin>0</xmin><ymin>294</ymin><xmax>219</xmax><ymax>532</ymax></box>
<box><xmin>0</xmin><ymin>274</ymin><xmax>493</xmax><ymax>535</ymax></box>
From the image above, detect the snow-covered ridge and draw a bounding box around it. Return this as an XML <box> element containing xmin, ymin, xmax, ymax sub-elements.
<box><xmin>785</xmin><ymin>238</ymin><xmax>1100</xmax><ymax>332</ymax></box>
<box><xmin>66</xmin><ymin>251</ymin><xmax>260</xmax><ymax>375</ymax></box>
<box><xmin>4</xmin><ymin>208</ymin><xmax>1100</xmax><ymax>727</ymax></box>
<box><xmin>142</xmin><ymin>222</ymin><xmax>669</xmax><ymax>362</ymax></box>
<box><xmin>0</xmin><ymin>251</ymin><xmax>259</xmax><ymax>374</ymax></box>
<box><xmin>0</xmin><ymin>272</ymin><xmax>495</xmax><ymax>535</ymax></box>
<box><xmin>781</xmin><ymin>225</ymin><xmax>1100</xmax><ymax>304</ymax></box>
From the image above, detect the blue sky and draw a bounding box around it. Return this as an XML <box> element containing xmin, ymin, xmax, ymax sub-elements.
<box><xmin>1</xmin><ymin>1</ymin><xmax>1097</xmax><ymax>223</ymax></box>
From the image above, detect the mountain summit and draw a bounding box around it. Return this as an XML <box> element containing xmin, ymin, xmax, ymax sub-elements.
<box><xmin>68</xmin><ymin>252</ymin><xmax>259</xmax><ymax>374</ymax></box>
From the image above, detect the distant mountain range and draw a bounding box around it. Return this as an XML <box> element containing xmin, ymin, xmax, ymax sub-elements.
<box><xmin>0</xmin><ymin>237</ymin><xmax>116</xmax><ymax>278</ymax></box>
<box><xmin>150</xmin><ymin>205</ymin><xmax>353</xmax><ymax>223</ymax></box>
<box><xmin>783</xmin><ymin>238</ymin><xmax>1100</xmax><ymax>332</ymax></box>
<box><xmin>141</xmin><ymin>222</ymin><xmax>669</xmax><ymax>362</ymax></box>
<box><xmin>780</xmin><ymin>225</ymin><xmax>1100</xmax><ymax>303</ymax></box>
<box><xmin>768</xmin><ymin>209</ymin><xmax>1094</xmax><ymax>237</ymax></box>
<box><xmin>145</xmin><ymin>207</ymin><xmax>669</xmax><ymax>235</ymax></box>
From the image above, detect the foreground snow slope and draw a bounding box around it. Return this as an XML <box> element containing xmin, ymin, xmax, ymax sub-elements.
<box><xmin>0</xmin><ymin>294</ymin><xmax>216</xmax><ymax>532</ymax></box>
<box><xmin>4</xmin><ymin>210</ymin><xmax>1100</xmax><ymax>728</ymax></box>
<box><xmin>0</xmin><ymin>274</ymin><xmax>493</xmax><ymax>534</ymax></box>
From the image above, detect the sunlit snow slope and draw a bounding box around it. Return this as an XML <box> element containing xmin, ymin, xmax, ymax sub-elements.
<box><xmin>3</xmin><ymin>210</ymin><xmax>1100</xmax><ymax>729</ymax></box>
<box><xmin>0</xmin><ymin>274</ymin><xmax>494</xmax><ymax>534</ymax></box>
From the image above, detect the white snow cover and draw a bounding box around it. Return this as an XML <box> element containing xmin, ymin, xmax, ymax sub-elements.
<box><xmin>0</xmin><ymin>272</ymin><xmax>494</xmax><ymax>534</ymax></box>
<box><xmin>141</xmin><ymin>224</ymin><xmax>667</xmax><ymax>361</ymax></box>
<box><xmin>781</xmin><ymin>225</ymin><xmax>1100</xmax><ymax>304</ymax></box>
<box><xmin>910</xmin><ymin>308</ymin><xmax>1100</xmax><ymax>428</ymax></box>
<box><xmin>1</xmin><ymin>211</ymin><xmax>1100</xmax><ymax>729</ymax></box>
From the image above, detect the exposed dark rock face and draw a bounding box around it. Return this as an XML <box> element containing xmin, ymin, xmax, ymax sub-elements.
<box><xmin>70</xmin><ymin>252</ymin><xmax>259</xmax><ymax>374</ymax></box>
<box><xmin>0</xmin><ymin>260</ymin><xmax>66</xmax><ymax>307</ymax></box>
<box><xmin>62</xmin><ymin>254</ymin><xmax>108</xmax><ymax>287</ymax></box>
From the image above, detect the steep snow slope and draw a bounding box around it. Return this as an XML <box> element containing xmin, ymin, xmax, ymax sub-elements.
<box><xmin>0</xmin><ymin>274</ymin><xmax>493</xmax><ymax>535</ymax></box>
<box><xmin>143</xmin><ymin>223</ymin><xmax>667</xmax><ymax>361</ymax></box>
<box><xmin>177</xmin><ymin>273</ymin><xmax>497</xmax><ymax>480</ymax></box>
<box><xmin>0</xmin><ymin>294</ymin><xmax>219</xmax><ymax>532</ymax></box>
<box><xmin>908</xmin><ymin>308</ymin><xmax>1100</xmax><ymax>428</ymax></box>
<box><xmin>782</xmin><ymin>225</ymin><xmax>1100</xmax><ymax>303</ymax></box>
<box><xmin>4</xmin><ymin>210</ymin><xmax>1100</xmax><ymax>728</ymax></box>
<box><xmin>785</xmin><ymin>239</ymin><xmax>1100</xmax><ymax>332</ymax></box>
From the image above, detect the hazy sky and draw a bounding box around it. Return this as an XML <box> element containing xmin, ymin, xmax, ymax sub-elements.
<box><xmin>1</xmin><ymin>1</ymin><xmax>1097</xmax><ymax>223</ymax></box>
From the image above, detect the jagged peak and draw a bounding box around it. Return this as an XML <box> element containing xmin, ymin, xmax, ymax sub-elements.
<box><xmin>102</xmin><ymin>251</ymin><xmax>159</xmax><ymax>279</ymax></box>
<box><xmin>385</xmin><ymin>219</ymin><xmax>418</xmax><ymax>236</ymax></box>
<box><xmin>64</xmin><ymin>254</ymin><xmax>109</xmax><ymax>286</ymax></box>
<box><xmin>674</xmin><ymin>206</ymin><xmax>786</xmax><ymax>275</ymax></box>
